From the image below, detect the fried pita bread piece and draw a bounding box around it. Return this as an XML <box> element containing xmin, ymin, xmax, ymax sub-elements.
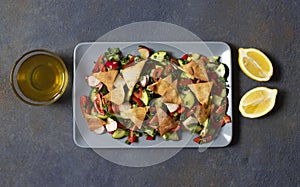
<box><xmin>181</xmin><ymin>60</ymin><xmax>209</xmax><ymax>82</ymax></box>
<box><xmin>128</xmin><ymin>106</ymin><xmax>149</xmax><ymax>129</ymax></box>
<box><xmin>93</xmin><ymin>69</ymin><xmax>119</xmax><ymax>91</ymax></box>
<box><xmin>147</xmin><ymin>75</ymin><xmax>172</xmax><ymax>95</ymax></box>
<box><xmin>188</xmin><ymin>82</ymin><xmax>213</xmax><ymax>105</ymax></box>
<box><xmin>162</xmin><ymin>80</ymin><xmax>181</xmax><ymax>105</ymax></box>
<box><xmin>103</xmin><ymin>86</ymin><xmax>125</xmax><ymax>105</ymax></box>
<box><xmin>156</xmin><ymin>107</ymin><xmax>179</xmax><ymax>136</ymax></box>
<box><xmin>121</xmin><ymin>59</ymin><xmax>146</xmax><ymax>93</ymax></box>
<box><xmin>193</xmin><ymin>104</ymin><xmax>212</xmax><ymax>123</ymax></box>
<box><xmin>84</xmin><ymin>113</ymin><xmax>106</xmax><ymax>131</ymax></box>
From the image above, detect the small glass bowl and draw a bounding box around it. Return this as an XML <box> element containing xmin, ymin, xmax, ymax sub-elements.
<box><xmin>10</xmin><ymin>49</ymin><xmax>69</xmax><ymax>106</ymax></box>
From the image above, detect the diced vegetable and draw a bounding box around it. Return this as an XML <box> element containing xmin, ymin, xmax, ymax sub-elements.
<box><xmin>94</xmin><ymin>126</ymin><xmax>106</xmax><ymax>134</ymax></box>
<box><xmin>216</xmin><ymin>63</ymin><xmax>226</xmax><ymax>77</ymax></box>
<box><xmin>87</xmin><ymin>75</ymin><xmax>101</xmax><ymax>87</ymax></box>
<box><xmin>150</xmin><ymin>51</ymin><xmax>167</xmax><ymax>62</ymax></box>
<box><xmin>112</xmin><ymin>128</ymin><xmax>127</xmax><ymax>139</ymax></box>
<box><xmin>140</xmin><ymin>90</ymin><xmax>150</xmax><ymax>106</ymax></box>
<box><xmin>106</xmin><ymin>118</ymin><xmax>118</xmax><ymax>132</ymax></box>
<box><xmin>138</xmin><ymin>47</ymin><xmax>151</xmax><ymax>59</ymax></box>
<box><xmin>162</xmin><ymin>131</ymin><xmax>180</xmax><ymax>141</ymax></box>
<box><xmin>181</xmin><ymin>91</ymin><xmax>195</xmax><ymax>109</ymax></box>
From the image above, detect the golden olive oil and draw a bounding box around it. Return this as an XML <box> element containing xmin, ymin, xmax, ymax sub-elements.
<box><xmin>16</xmin><ymin>54</ymin><xmax>67</xmax><ymax>102</ymax></box>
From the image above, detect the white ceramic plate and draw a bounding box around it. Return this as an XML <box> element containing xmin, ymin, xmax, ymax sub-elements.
<box><xmin>73</xmin><ymin>41</ymin><xmax>232</xmax><ymax>148</ymax></box>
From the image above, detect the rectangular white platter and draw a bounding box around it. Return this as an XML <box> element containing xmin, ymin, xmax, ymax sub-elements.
<box><xmin>73</xmin><ymin>42</ymin><xmax>232</xmax><ymax>148</ymax></box>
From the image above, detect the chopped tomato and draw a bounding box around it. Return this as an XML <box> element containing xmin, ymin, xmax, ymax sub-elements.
<box><xmin>170</xmin><ymin>57</ymin><xmax>179</xmax><ymax>66</ymax></box>
<box><xmin>128</xmin><ymin>130</ymin><xmax>137</xmax><ymax>143</ymax></box>
<box><xmin>223</xmin><ymin>115</ymin><xmax>231</xmax><ymax>124</ymax></box>
<box><xmin>133</xmin><ymin>85</ymin><xmax>143</xmax><ymax>98</ymax></box>
<box><xmin>94</xmin><ymin>94</ymin><xmax>105</xmax><ymax>115</ymax></box>
<box><xmin>132</xmin><ymin>95</ymin><xmax>144</xmax><ymax>107</ymax></box>
<box><xmin>177</xmin><ymin>106</ymin><xmax>186</xmax><ymax>114</ymax></box>
<box><xmin>146</xmin><ymin>136</ymin><xmax>154</xmax><ymax>140</ymax></box>
<box><xmin>182</xmin><ymin>54</ymin><xmax>189</xmax><ymax>60</ymax></box>
<box><xmin>193</xmin><ymin>135</ymin><xmax>212</xmax><ymax>144</ymax></box>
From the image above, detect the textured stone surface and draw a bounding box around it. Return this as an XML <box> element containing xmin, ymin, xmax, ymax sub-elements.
<box><xmin>0</xmin><ymin>0</ymin><xmax>299</xmax><ymax>186</ymax></box>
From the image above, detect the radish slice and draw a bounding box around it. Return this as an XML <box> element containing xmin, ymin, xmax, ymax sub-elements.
<box><xmin>105</xmin><ymin>118</ymin><xmax>118</xmax><ymax>132</ymax></box>
<box><xmin>165</xmin><ymin>103</ymin><xmax>179</xmax><ymax>113</ymax></box>
<box><xmin>87</xmin><ymin>75</ymin><xmax>101</xmax><ymax>87</ymax></box>
<box><xmin>140</xmin><ymin>75</ymin><xmax>149</xmax><ymax>87</ymax></box>
<box><xmin>138</xmin><ymin>48</ymin><xmax>150</xmax><ymax>59</ymax></box>
<box><xmin>105</xmin><ymin>61</ymin><xmax>120</xmax><ymax>69</ymax></box>
<box><xmin>94</xmin><ymin>125</ymin><xmax>106</xmax><ymax>134</ymax></box>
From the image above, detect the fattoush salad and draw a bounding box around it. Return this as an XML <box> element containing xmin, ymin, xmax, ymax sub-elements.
<box><xmin>79</xmin><ymin>45</ymin><xmax>231</xmax><ymax>145</ymax></box>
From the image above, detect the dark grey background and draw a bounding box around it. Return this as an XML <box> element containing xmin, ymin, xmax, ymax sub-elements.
<box><xmin>1</xmin><ymin>0</ymin><xmax>299</xmax><ymax>186</ymax></box>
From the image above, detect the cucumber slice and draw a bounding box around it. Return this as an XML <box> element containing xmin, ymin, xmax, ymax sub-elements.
<box><xmin>89</xmin><ymin>88</ymin><xmax>98</xmax><ymax>102</ymax></box>
<box><xmin>200</xmin><ymin>119</ymin><xmax>209</xmax><ymax>137</ymax></box>
<box><xmin>180</xmin><ymin>72</ymin><xmax>194</xmax><ymax>79</ymax></box>
<box><xmin>220</xmin><ymin>88</ymin><xmax>227</xmax><ymax>98</ymax></box>
<box><xmin>168</xmin><ymin>132</ymin><xmax>179</xmax><ymax>141</ymax></box>
<box><xmin>216</xmin><ymin>63</ymin><xmax>226</xmax><ymax>77</ymax></box>
<box><xmin>140</xmin><ymin>90</ymin><xmax>150</xmax><ymax>106</ymax></box>
<box><xmin>186</xmin><ymin>53</ymin><xmax>200</xmax><ymax>61</ymax></box>
<box><xmin>209</xmin><ymin>56</ymin><xmax>220</xmax><ymax>63</ymax></box>
<box><xmin>150</xmin><ymin>51</ymin><xmax>167</xmax><ymax>62</ymax></box>
<box><xmin>191</xmin><ymin>53</ymin><xmax>200</xmax><ymax>61</ymax></box>
<box><xmin>181</xmin><ymin>91</ymin><xmax>195</xmax><ymax>109</ymax></box>
<box><xmin>212</xmin><ymin>95</ymin><xmax>224</xmax><ymax>106</ymax></box>
<box><xmin>144</xmin><ymin>128</ymin><xmax>156</xmax><ymax>137</ymax></box>
<box><xmin>138</xmin><ymin>47</ymin><xmax>150</xmax><ymax>59</ymax></box>
<box><xmin>112</xmin><ymin>128</ymin><xmax>127</xmax><ymax>139</ymax></box>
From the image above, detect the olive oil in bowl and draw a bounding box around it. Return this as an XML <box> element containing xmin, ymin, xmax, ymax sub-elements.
<box><xmin>11</xmin><ymin>50</ymin><xmax>68</xmax><ymax>105</ymax></box>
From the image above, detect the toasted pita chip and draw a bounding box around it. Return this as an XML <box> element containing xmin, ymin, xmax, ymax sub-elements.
<box><xmin>156</xmin><ymin>107</ymin><xmax>179</xmax><ymax>136</ymax></box>
<box><xmin>122</xmin><ymin>60</ymin><xmax>146</xmax><ymax>93</ymax></box>
<box><xmin>103</xmin><ymin>86</ymin><xmax>125</xmax><ymax>105</ymax></box>
<box><xmin>147</xmin><ymin>75</ymin><xmax>172</xmax><ymax>95</ymax></box>
<box><xmin>84</xmin><ymin>114</ymin><xmax>106</xmax><ymax>131</ymax></box>
<box><xmin>194</xmin><ymin>59</ymin><xmax>209</xmax><ymax>82</ymax></box>
<box><xmin>188</xmin><ymin>82</ymin><xmax>213</xmax><ymax>105</ymax></box>
<box><xmin>162</xmin><ymin>80</ymin><xmax>181</xmax><ymax>104</ymax></box>
<box><xmin>128</xmin><ymin>106</ymin><xmax>149</xmax><ymax>129</ymax></box>
<box><xmin>193</xmin><ymin>104</ymin><xmax>211</xmax><ymax>123</ymax></box>
<box><xmin>93</xmin><ymin>70</ymin><xmax>119</xmax><ymax>91</ymax></box>
<box><xmin>181</xmin><ymin>60</ymin><xmax>208</xmax><ymax>82</ymax></box>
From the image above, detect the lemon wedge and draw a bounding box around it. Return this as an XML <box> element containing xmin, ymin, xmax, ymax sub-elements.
<box><xmin>238</xmin><ymin>48</ymin><xmax>273</xmax><ymax>81</ymax></box>
<box><xmin>239</xmin><ymin>87</ymin><xmax>278</xmax><ymax>118</ymax></box>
